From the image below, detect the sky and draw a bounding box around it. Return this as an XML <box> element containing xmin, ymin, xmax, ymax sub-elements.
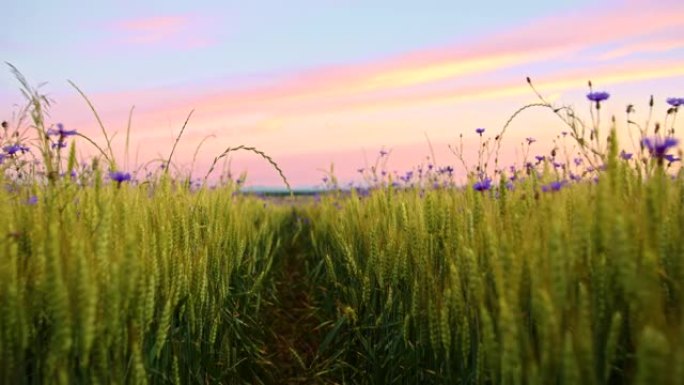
<box><xmin>2</xmin><ymin>0</ymin><xmax>684</xmax><ymax>188</ymax></box>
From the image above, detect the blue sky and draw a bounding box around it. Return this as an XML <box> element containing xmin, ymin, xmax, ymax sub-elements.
<box><xmin>3</xmin><ymin>0</ymin><xmax>595</xmax><ymax>91</ymax></box>
<box><xmin>2</xmin><ymin>0</ymin><xmax>683</xmax><ymax>187</ymax></box>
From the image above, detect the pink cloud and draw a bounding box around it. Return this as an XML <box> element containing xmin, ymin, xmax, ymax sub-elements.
<box><xmin>110</xmin><ymin>15</ymin><xmax>215</xmax><ymax>49</ymax></box>
<box><xmin>599</xmin><ymin>38</ymin><xmax>684</xmax><ymax>61</ymax></box>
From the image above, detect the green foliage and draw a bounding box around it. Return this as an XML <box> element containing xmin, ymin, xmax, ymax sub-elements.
<box><xmin>0</xmin><ymin>177</ymin><xmax>290</xmax><ymax>384</ymax></box>
<box><xmin>303</xmin><ymin>170</ymin><xmax>684</xmax><ymax>384</ymax></box>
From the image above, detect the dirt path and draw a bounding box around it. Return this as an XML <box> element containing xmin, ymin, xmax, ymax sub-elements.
<box><xmin>261</xmin><ymin>212</ymin><xmax>329</xmax><ymax>384</ymax></box>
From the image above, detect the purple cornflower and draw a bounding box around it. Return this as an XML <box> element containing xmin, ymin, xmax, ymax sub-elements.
<box><xmin>587</xmin><ymin>91</ymin><xmax>610</xmax><ymax>103</ymax></box>
<box><xmin>109</xmin><ymin>171</ymin><xmax>131</xmax><ymax>184</ymax></box>
<box><xmin>620</xmin><ymin>150</ymin><xmax>633</xmax><ymax>160</ymax></box>
<box><xmin>526</xmin><ymin>137</ymin><xmax>536</xmax><ymax>145</ymax></box>
<box><xmin>3</xmin><ymin>144</ymin><xmax>30</xmax><ymax>155</ymax></box>
<box><xmin>574</xmin><ymin>157</ymin><xmax>583</xmax><ymax>166</ymax></box>
<box><xmin>666</xmin><ymin>97</ymin><xmax>684</xmax><ymax>107</ymax></box>
<box><xmin>475</xmin><ymin>127</ymin><xmax>485</xmax><ymax>136</ymax></box>
<box><xmin>473</xmin><ymin>177</ymin><xmax>492</xmax><ymax>192</ymax></box>
<box><xmin>400</xmin><ymin>171</ymin><xmax>414</xmax><ymax>183</ymax></box>
<box><xmin>641</xmin><ymin>136</ymin><xmax>679</xmax><ymax>159</ymax></box>
<box><xmin>51</xmin><ymin>141</ymin><xmax>68</xmax><ymax>149</ymax></box>
<box><xmin>535</xmin><ymin>155</ymin><xmax>545</xmax><ymax>163</ymax></box>
<box><xmin>27</xmin><ymin>195</ymin><xmax>38</xmax><ymax>205</ymax></box>
<box><xmin>439</xmin><ymin>166</ymin><xmax>454</xmax><ymax>175</ymax></box>
<box><xmin>541</xmin><ymin>181</ymin><xmax>565</xmax><ymax>192</ymax></box>
<box><xmin>664</xmin><ymin>154</ymin><xmax>681</xmax><ymax>163</ymax></box>
<box><xmin>47</xmin><ymin>123</ymin><xmax>77</xmax><ymax>137</ymax></box>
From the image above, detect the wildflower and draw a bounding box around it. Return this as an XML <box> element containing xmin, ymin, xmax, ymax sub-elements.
<box><xmin>400</xmin><ymin>171</ymin><xmax>414</xmax><ymax>183</ymax></box>
<box><xmin>27</xmin><ymin>195</ymin><xmax>38</xmax><ymax>205</ymax></box>
<box><xmin>664</xmin><ymin>154</ymin><xmax>681</xmax><ymax>163</ymax></box>
<box><xmin>561</xmin><ymin>131</ymin><xmax>568</xmax><ymax>137</ymax></box>
<box><xmin>109</xmin><ymin>171</ymin><xmax>131</xmax><ymax>184</ymax></box>
<box><xmin>526</xmin><ymin>137</ymin><xmax>536</xmax><ymax>145</ymax></box>
<box><xmin>51</xmin><ymin>141</ymin><xmax>68</xmax><ymax>149</ymax></box>
<box><xmin>379</xmin><ymin>149</ymin><xmax>388</xmax><ymax>157</ymax></box>
<box><xmin>3</xmin><ymin>144</ymin><xmax>30</xmax><ymax>155</ymax></box>
<box><xmin>475</xmin><ymin>128</ymin><xmax>485</xmax><ymax>136</ymax></box>
<box><xmin>666</xmin><ymin>97</ymin><xmax>684</xmax><ymax>107</ymax></box>
<box><xmin>620</xmin><ymin>150</ymin><xmax>633</xmax><ymax>160</ymax></box>
<box><xmin>641</xmin><ymin>136</ymin><xmax>679</xmax><ymax>159</ymax></box>
<box><xmin>574</xmin><ymin>157</ymin><xmax>583</xmax><ymax>166</ymax></box>
<box><xmin>535</xmin><ymin>155</ymin><xmax>545</xmax><ymax>163</ymax></box>
<box><xmin>553</xmin><ymin>162</ymin><xmax>564</xmax><ymax>169</ymax></box>
<box><xmin>541</xmin><ymin>181</ymin><xmax>565</xmax><ymax>192</ymax></box>
<box><xmin>587</xmin><ymin>91</ymin><xmax>610</xmax><ymax>102</ymax></box>
<box><xmin>473</xmin><ymin>177</ymin><xmax>492</xmax><ymax>191</ymax></box>
<box><xmin>357</xmin><ymin>168</ymin><xmax>364</xmax><ymax>173</ymax></box>
<box><xmin>47</xmin><ymin>123</ymin><xmax>77</xmax><ymax>137</ymax></box>
<box><xmin>439</xmin><ymin>166</ymin><xmax>454</xmax><ymax>175</ymax></box>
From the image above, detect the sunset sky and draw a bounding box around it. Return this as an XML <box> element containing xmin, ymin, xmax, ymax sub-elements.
<box><xmin>2</xmin><ymin>0</ymin><xmax>684</xmax><ymax>188</ymax></box>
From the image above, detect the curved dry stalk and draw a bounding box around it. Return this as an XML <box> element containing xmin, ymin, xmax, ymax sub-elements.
<box><xmin>204</xmin><ymin>145</ymin><xmax>292</xmax><ymax>196</ymax></box>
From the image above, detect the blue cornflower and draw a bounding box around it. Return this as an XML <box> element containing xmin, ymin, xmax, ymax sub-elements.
<box><xmin>666</xmin><ymin>97</ymin><xmax>684</xmax><ymax>107</ymax></box>
<box><xmin>47</xmin><ymin>123</ymin><xmax>77</xmax><ymax>137</ymax></box>
<box><xmin>3</xmin><ymin>144</ymin><xmax>30</xmax><ymax>155</ymax></box>
<box><xmin>109</xmin><ymin>171</ymin><xmax>131</xmax><ymax>184</ymax></box>
<box><xmin>587</xmin><ymin>91</ymin><xmax>610</xmax><ymax>102</ymax></box>
<box><xmin>641</xmin><ymin>136</ymin><xmax>679</xmax><ymax>159</ymax></box>
<box><xmin>473</xmin><ymin>178</ymin><xmax>492</xmax><ymax>192</ymax></box>
<box><xmin>475</xmin><ymin>128</ymin><xmax>485</xmax><ymax>136</ymax></box>
<box><xmin>620</xmin><ymin>150</ymin><xmax>633</xmax><ymax>160</ymax></box>
<box><xmin>542</xmin><ymin>181</ymin><xmax>565</xmax><ymax>192</ymax></box>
